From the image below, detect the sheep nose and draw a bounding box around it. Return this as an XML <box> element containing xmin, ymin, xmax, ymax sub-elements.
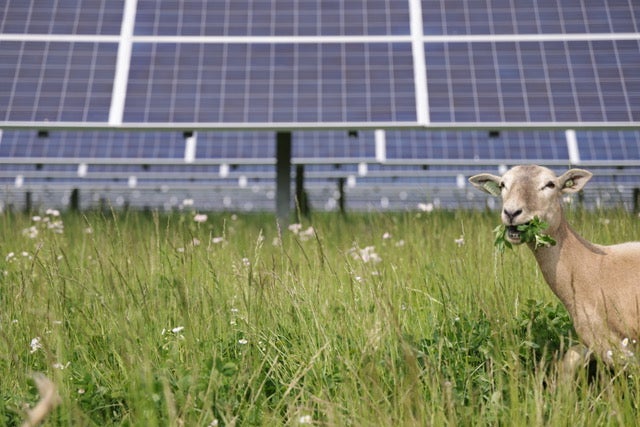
<box><xmin>503</xmin><ymin>208</ymin><xmax>522</xmax><ymax>223</ymax></box>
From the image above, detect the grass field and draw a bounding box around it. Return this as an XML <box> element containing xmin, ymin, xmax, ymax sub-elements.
<box><xmin>1</xmin><ymin>207</ymin><xmax>640</xmax><ymax>426</ymax></box>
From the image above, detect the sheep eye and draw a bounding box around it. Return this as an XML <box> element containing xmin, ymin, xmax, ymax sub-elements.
<box><xmin>543</xmin><ymin>181</ymin><xmax>556</xmax><ymax>189</ymax></box>
<box><xmin>499</xmin><ymin>182</ymin><xmax>506</xmax><ymax>189</ymax></box>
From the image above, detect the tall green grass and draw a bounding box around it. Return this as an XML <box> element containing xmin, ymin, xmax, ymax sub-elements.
<box><xmin>1</xmin><ymin>208</ymin><xmax>639</xmax><ymax>426</ymax></box>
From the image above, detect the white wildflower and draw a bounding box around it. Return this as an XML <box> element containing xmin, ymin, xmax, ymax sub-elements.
<box><xmin>298</xmin><ymin>415</ymin><xmax>313</xmax><ymax>424</ymax></box>
<box><xmin>47</xmin><ymin>220</ymin><xmax>64</xmax><ymax>234</ymax></box>
<box><xmin>5</xmin><ymin>252</ymin><xmax>15</xmax><ymax>262</ymax></box>
<box><xmin>182</xmin><ymin>198</ymin><xmax>194</xmax><ymax>207</ymax></box>
<box><xmin>351</xmin><ymin>246</ymin><xmax>381</xmax><ymax>264</ymax></box>
<box><xmin>288</xmin><ymin>223</ymin><xmax>302</xmax><ymax>234</ymax></box>
<box><xmin>238</xmin><ymin>338</ymin><xmax>248</xmax><ymax>345</ymax></box>
<box><xmin>418</xmin><ymin>202</ymin><xmax>434</xmax><ymax>212</ymax></box>
<box><xmin>382</xmin><ymin>232</ymin><xmax>392</xmax><ymax>240</ymax></box>
<box><xmin>193</xmin><ymin>213</ymin><xmax>208</xmax><ymax>223</ymax></box>
<box><xmin>23</xmin><ymin>226</ymin><xmax>39</xmax><ymax>239</ymax></box>
<box><xmin>45</xmin><ymin>208</ymin><xmax>60</xmax><ymax>217</ymax></box>
<box><xmin>32</xmin><ymin>216</ymin><xmax>42</xmax><ymax>222</ymax></box>
<box><xmin>52</xmin><ymin>362</ymin><xmax>70</xmax><ymax>370</ymax></box>
<box><xmin>30</xmin><ymin>337</ymin><xmax>42</xmax><ymax>353</ymax></box>
<box><xmin>455</xmin><ymin>235</ymin><xmax>465</xmax><ymax>247</ymax></box>
<box><xmin>171</xmin><ymin>326</ymin><xmax>185</xmax><ymax>334</ymax></box>
<box><xmin>298</xmin><ymin>226</ymin><xmax>315</xmax><ymax>241</ymax></box>
<box><xmin>212</xmin><ymin>236</ymin><xmax>225</xmax><ymax>244</ymax></box>
<box><xmin>242</xmin><ymin>257</ymin><xmax>250</xmax><ymax>267</ymax></box>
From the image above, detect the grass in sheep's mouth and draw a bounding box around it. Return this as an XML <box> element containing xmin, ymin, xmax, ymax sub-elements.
<box><xmin>494</xmin><ymin>216</ymin><xmax>557</xmax><ymax>252</ymax></box>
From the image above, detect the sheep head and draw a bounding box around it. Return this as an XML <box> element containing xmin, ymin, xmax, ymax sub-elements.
<box><xmin>469</xmin><ymin>165</ymin><xmax>592</xmax><ymax>246</ymax></box>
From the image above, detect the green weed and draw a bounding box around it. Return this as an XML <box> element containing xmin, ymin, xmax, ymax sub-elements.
<box><xmin>494</xmin><ymin>216</ymin><xmax>557</xmax><ymax>251</ymax></box>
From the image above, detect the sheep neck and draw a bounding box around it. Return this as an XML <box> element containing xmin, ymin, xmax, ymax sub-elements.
<box><xmin>528</xmin><ymin>218</ymin><xmax>603</xmax><ymax>314</ymax></box>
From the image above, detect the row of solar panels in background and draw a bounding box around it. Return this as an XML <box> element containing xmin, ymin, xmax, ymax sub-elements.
<box><xmin>3</xmin><ymin>1</ymin><xmax>638</xmax><ymax>36</ymax></box>
<box><xmin>1</xmin><ymin>173</ymin><xmax>638</xmax><ymax>213</ymax></box>
<box><xmin>2</xmin><ymin>129</ymin><xmax>640</xmax><ymax>211</ymax></box>
<box><xmin>2</xmin><ymin>130</ymin><xmax>640</xmax><ymax>161</ymax></box>
<box><xmin>2</xmin><ymin>39</ymin><xmax>639</xmax><ymax>124</ymax></box>
<box><xmin>2</xmin><ymin>130</ymin><xmax>640</xmax><ymax>210</ymax></box>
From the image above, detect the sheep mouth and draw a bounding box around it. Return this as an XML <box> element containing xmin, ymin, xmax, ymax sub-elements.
<box><xmin>496</xmin><ymin>216</ymin><xmax>556</xmax><ymax>250</ymax></box>
<box><xmin>504</xmin><ymin>219</ymin><xmax>538</xmax><ymax>243</ymax></box>
<box><xmin>506</xmin><ymin>225</ymin><xmax>524</xmax><ymax>243</ymax></box>
<box><xmin>505</xmin><ymin>219</ymin><xmax>538</xmax><ymax>243</ymax></box>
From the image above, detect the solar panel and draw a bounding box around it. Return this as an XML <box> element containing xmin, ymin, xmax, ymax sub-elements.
<box><xmin>123</xmin><ymin>42</ymin><xmax>416</xmax><ymax>124</ymax></box>
<box><xmin>426</xmin><ymin>40</ymin><xmax>640</xmax><ymax>123</ymax></box>
<box><xmin>577</xmin><ymin>130</ymin><xmax>640</xmax><ymax>162</ymax></box>
<box><xmin>0</xmin><ymin>130</ymin><xmax>185</xmax><ymax>159</ymax></box>
<box><xmin>385</xmin><ymin>130</ymin><xmax>569</xmax><ymax>162</ymax></box>
<box><xmin>135</xmin><ymin>0</ymin><xmax>410</xmax><ymax>36</ymax></box>
<box><xmin>0</xmin><ymin>41</ymin><xmax>118</xmax><ymax>122</ymax></box>
<box><xmin>422</xmin><ymin>0</ymin><xmax>640</xmax><ymax>35</ymax></box>
<box><xmin>292</xmin><ymin>131</ymin><xmax>376</xmax><ymax>158</ymax></box>
<box><xmin>198</xmin><ymin>131</ymin><xmax>275</xmax><ymax>158</ymax></box>
<box><xmin>1</xmin><ymin>0</ymin><xmax>124</xmax><ymax>35</ymax></box>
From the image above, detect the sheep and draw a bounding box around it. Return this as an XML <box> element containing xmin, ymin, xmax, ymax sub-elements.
<box><xmin>469</xmin><ymin>164</ymin><xmax>640</xmax><ymax>373</ymax></box>
<box><xmin>22</xmin><ymin>373</ymin><xmax>60</xmax><ymax>427</ymax></box>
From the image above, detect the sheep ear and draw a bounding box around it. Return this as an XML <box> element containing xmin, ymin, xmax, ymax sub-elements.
<box><xmin>468</xmin><ymin>173</ymin><xmax>502</xmax><ymax>197</ymax></box>
<box><xmin>559</xmin><ymin>169</ymin><xmax>592</xmax><ymax>193</ymax></box>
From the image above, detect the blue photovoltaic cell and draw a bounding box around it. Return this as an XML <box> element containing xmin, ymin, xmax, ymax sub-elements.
<box><xmin>123</xmin><ymin>42</ymin><xmax>416</xmax><ymax>123</ymax></box>
<box><xmin>5</xmin><ymin>129</ymin><xmax>640</xmax><ymax>169</ymax></box>
<box><xmin>135</xmin><ymin>0</ymin><xmax>410</xmax><ymax>36</ymax></box>
<box><xmin>292</xmin><ymin>131</ymin><xmax>376</xmax><ymax>158</ymax></box>
<box><xmin>0</xmin><ymin>131</ymin><xmax>185</xmax><ymax>158</ymax></box>
<box><xmin>577</xmin><ymin>130</ymin><xmax>640</xmax><ymax>161</ymax></box>
<box><xmin>385</xmin><ymin>130</ymin><xmax>569</xmax><ymax>161</ymax></box>
<box><xmin>0</xmin><ymin>42</ymin><xmax>118</xmax><ymax>122</ymax></box>
<box><xmin>0</xmin><ymin>0</ymin><xmax>124</xmax><ymax>35</ymax></box>
<box><xmin>426</xmin><ymin>40</ymin><xmax>640</xmax><ymax>123</ymax></box>
<box><xmin>422</xmin><ymin>0</ymin><xmax>640</xmax><ymax>35</ymax></box>
<box><xmin>197</xmin><ymin>132</ymin><xmax>275</xmax><ymax>158</ymax></box>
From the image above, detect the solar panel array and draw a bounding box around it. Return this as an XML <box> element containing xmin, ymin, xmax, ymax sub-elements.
<box><xmin>1</xmin><ymin>1</ymin><xmax>640</xmax><ymax>212</ymax></box>
<box><xmin>2</xmin><ymin>0</ymin><xmax>639</xmax><ymax>129</ymax></box>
